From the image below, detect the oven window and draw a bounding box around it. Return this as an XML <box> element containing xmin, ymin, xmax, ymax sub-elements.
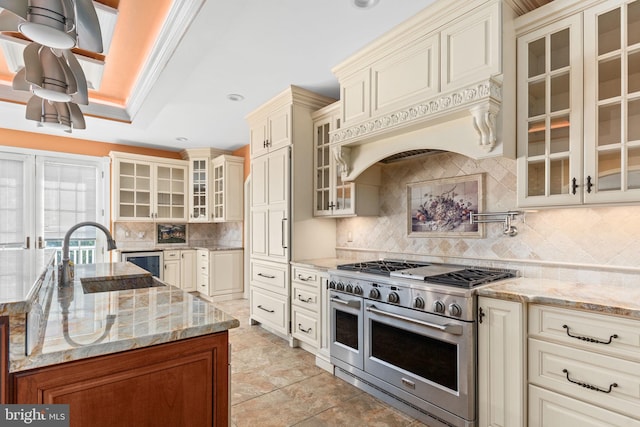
<box><xmin>371</xmin><ymin>320</ymin><xmax>458</xmax><ymax>391</ymax></box>
<box><xmin>335</xmin><ymin>310</ymin><xmax>359</xmax><ymax>350</ymax></box>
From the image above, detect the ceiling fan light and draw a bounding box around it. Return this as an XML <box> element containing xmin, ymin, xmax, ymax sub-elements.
<box><xmin>32</xmin><ymin>87</ymin><xmax>72</xmax><ymax>103</ymax></box>
<box><xmin>18</xmin><ymin>22</ymin><xmax>75</xmax><ymax>49</ymax></box>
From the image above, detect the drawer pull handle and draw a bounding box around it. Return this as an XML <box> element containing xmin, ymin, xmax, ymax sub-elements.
<box><xmin>297</xmin><ymin>295</ymin><xmax>313</xmax><ymax>303</ymax></box>
<box><xmin>562</xmin><ymin>324</ymin><xmax>618</xmax><ymax>344</ymax></box>
<box><xmin>562</xmin><ymin>369</ymin><xmax>618</xmax><ymax>394</ymax></box>
<box><xmin>298</xmin><ymin>275</ymin><xmax>313</xmax><ymax>282</ymax></box>
<box><xmin>298</xmin><ymin>324</ymin><xmax>312</xmax><ymax>334</ymax></box>
<box><xmin>257</xmin><ymin>273</ymin><xmax>276</xmax><ymax>279</ymax></box>
<box><xmin>257</xmin><ymin>305</ymin><xmax>275</xmax><ymax>313</ymax></box>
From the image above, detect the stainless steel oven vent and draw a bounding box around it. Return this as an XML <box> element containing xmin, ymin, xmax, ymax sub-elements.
<box><xmin>379</xmin><ymin>149</ymin><xmax>443</xmax><ymax>164</ymax></box>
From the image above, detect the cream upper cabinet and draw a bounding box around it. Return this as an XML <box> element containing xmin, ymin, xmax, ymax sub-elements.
<box><xmin>517</xmin><ymin>14</ymin><xmax>584</xmax><ymax>207</ymax></box>
<box><xmin>111</xmin><ymin>152</ymin><xmax>188</xmax><ymax>222</ymax></box>
<box><xmin>583</xmin><ymin>0</ymin><xmax>640</xmax><ymax>204</ymax></box>
<box><xmin>212</xmin><ymin>155</ymin><xmax>244</xmax><ymax>222</ymax></box>
<box><xmin>249</xmin><ymin>104</ymin><xmax>292</xmax><ymax>158</ymax></box>
<box><xmin>312</xmin><ymin>102</ymin><xmax>380</xmax><ymax>217</ymax></box>
<box><xmin>477</xmin><ymin>297</ymin><xmax>526</xmax><ymax>427</ymax></box>
<box><xmin>517</xmin><ymin>0</ymin><xmax>640</xmax><ymax>207</ymax></box>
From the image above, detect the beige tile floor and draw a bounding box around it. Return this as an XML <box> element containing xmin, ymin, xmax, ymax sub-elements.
<box><xmin>215</xmin><ymin>298</ymin><xmax>432</xmax><ymax>427</ymax></box>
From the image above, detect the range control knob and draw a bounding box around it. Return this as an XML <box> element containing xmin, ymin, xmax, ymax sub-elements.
<box><xmin>346</xmin><ymin>284</ymin><xmax>353</xmax><ymax>293</ymax></box>
<box><xmin>336</xmin><ymin>282</ymin><xmax>345</xmax><ymax>291</ymax></box>
<box><xmin>433</xmin><ymin>300</ymin><xmax>446</xmax><ymax>313</ymax></box>
<box><xmin>328</xmin><ymin>280</ymin><xmax>336</xmax><ymax>289</ymax></box>
<box><xmin>449</xmin><ymin>303</ymin><xmax>463</xmax><ymax>317</ymax></box>
<box><xmin>353</xmin><ymin>285</ymin><xmax>363</xmax><ymax>295</ymax></box>
<box><xmin>414</xmin><ymin>296</ymin><xmax>425</xmax><ymax>309</ymax></box>
<box><xmin>388</xmin><ymin>292</ymin><xmax>400</xmax><ymax>304</ymax></box>
<box><xmin>369</xmin><ymin>288</ymin><xmax>381</xmax><ymax>299</ymax></box>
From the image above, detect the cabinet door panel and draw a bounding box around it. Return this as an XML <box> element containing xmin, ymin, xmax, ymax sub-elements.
<box><xmin>441</xmin><ymin>2</ymin><xmax>500</xmax><ymax>91</ymax></box>
<box><xmin>529</xmin><ymin>385</ymin><xmax>640</xmax><ymax>427</ymax></box>
<box><xmin>250</xmin><ymin>156</ymin><xmax>268</xmax><ymax>207</ymax></box>
<box><xmin>250</xmin><ymin>209</ymin><xmax>267</xmax><ymax>258</ymax></box>
<box><xmin>267</xmin><ymin>205</ymin><xmax>288</xmax><ymax>260</ymax></box>
<box><xmin>250</xmin><ymin>122</ymin><xmax>268</xmax><ymax>157</ymax></box>
<box><xmin>11</xmin><ymin>333</ymin><xmax>229</xmax><ymax>427</ymax></box>
<box><xmin>517</xmin><ymin>15</ymin><xmax>583</xmax><ymax>208</ymax></box>
<box><xmin>478</xmin><ymin>297</ymin><xmax>525</xmax><ymax>427</ymax></box>
<box><xmin>372</xmin><ymin>34</ymin><xmax>439</xmax><ymax>117</ymax></box>
<box><xmin>268</xmin><ymin>105</ymin><xmax>291</xmax><ymax>151</ymax></box>
<box><xmin>341</xmin><ymin>69</ymin><xmax>370</xmax><ymax>127</ymax></box>
<box><xmin>267</xmin><ymin>149</ymin><xmax>289</xmax><ymax>205</ymax></box>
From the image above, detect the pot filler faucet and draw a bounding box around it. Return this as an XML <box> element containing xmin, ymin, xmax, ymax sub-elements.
<box><xmin>61</xmin><ymin>221</ymin><xmax>117</xmax><ymax>285</ymax></box>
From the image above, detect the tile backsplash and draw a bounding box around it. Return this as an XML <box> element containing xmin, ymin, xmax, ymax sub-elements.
<box><xmin>114</xmin><ymin>221</ymin><xmax>242</xmax><ymax>250</ymax></box>
<box><xmin>336</xmin><ymin>152</ymin><xmax>640</xmax><ymax>285</ymax></box>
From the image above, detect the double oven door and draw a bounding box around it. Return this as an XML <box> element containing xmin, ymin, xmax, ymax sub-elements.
<box><xmin>330</xmin><ymin>290</ymin><xmax>476</xmax><ymax>423</ymax></box>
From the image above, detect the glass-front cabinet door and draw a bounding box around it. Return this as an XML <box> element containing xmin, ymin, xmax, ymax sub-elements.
<box><xmin>313</xmin><ymin>102</ymin><xmax>359</xmax><ymax>217</ymax></box>
<box><xmin>189</xmin><ymin>158</ymin><xmax>209</xmax><ymax>222</ymax></box>
<box><xmin>517</xmin><ymin>15</ymin><xmax>583</xmax><ymax>207</ymax></box>
<box><xmin>584</xmin><ymin>0</ymin><xmax>640</xmax><ymax>203</ymax></box>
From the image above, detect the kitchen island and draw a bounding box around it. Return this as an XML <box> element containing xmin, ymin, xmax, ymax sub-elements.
<box><xmin>0</xmin><ymin>251</ymin><xmax>239</xmax><ymax>426</ymax></box>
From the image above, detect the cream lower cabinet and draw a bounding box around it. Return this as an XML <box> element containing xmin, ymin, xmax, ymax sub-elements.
<box><xmin>163</xmin><ymin>249</ymin><xmax>196</xmax><ymax>291</ymax></box>
<box><xmin>249</xmin><ymin>259</ymin><xmax>289</xmax><ymax>336</ymax></box>
<box><xmin>291</xmin><ymin>266</ymin><xmax>321</xmax><ymax>351</ymax></box>
<box><xmin>196</xmin><ymin>249</ymin><xmax>243</xmax><ymax>301</ymax></box>
<box><xmin>528</xmin><ymin>304</ymin><xmax>640</xmax><ymax>426</ymax></box>
<box><xmin>477</xmin><ymin>297</ymin><xmax>525</xmax><ymax>427</ymax></box>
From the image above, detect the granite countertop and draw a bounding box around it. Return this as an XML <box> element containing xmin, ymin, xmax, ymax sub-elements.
<box><xmin>3</xmin><ymin>255</ymin><xmax>239</xmax><ymax>373</ymax></box>
<box><xmin>118</xmin><ymin>245</ymin><xmax>243</xmax><ymax>252</ymax></box>
<box><xmin>291</xmin><ymin>258</ymin><xmax>359</xmax><ymax>271</ymax></box>
<box><xmin>478</xmin><ymin>278</ymin><xmax>640</xmax><ymax>320</ymax></box>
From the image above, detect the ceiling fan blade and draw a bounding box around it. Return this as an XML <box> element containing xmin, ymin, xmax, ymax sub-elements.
<box><xmin>62</xmin><ymin>50</ymin><xmax>88</xmax><ymax>104</ymax></box>
<box><xmin>53</xmin><ymin>51</ymin><xmax>78</xmax><ymax>96</ymax></box>
<box><xmin>23</xmin><ymin>43</ymin><xmax>44</xmax><ymax>87</ymax></box>
<box><xmin>25</xmin><ymin>95</ymin><xmax>43</xmax><ymax>121</ymax></box>
<box><xmin>67</xmin><ymin>102</ymin><xmax>86</xmax><ymax>130</ymax></box>
<box><xmin>74</xmin><ymin>0</ymin><xmax>103</xmax><ymax>53</ymax></box>
<box><xmin>0</xmin><ymin>0</ymin><xmax>28</xmax><ymax>20</ymax></box>
<box><xmin>12</xmin><ymin>67</ymin><xmax>30</xmax><ymax>91</ymax></box>
<box><xmin>0</xmin><ymin>9</ymin><xmax>22</xmax><ymax>31</ymax></box>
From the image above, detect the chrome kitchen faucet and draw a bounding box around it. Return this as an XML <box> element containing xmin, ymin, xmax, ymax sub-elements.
<box><xmin>60</xmin><ymin>221</ymin><xmax>117</xmax><ymax>285</ymax></box>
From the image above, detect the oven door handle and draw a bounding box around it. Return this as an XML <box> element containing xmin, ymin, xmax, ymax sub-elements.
<box><xmin>366</xmin><ymin>305</ymin><xmax>463</xmax><ymax>336</ymax></box>
<box><xmin>330</xmin><ymin>297</ymin><xmax>361</xmax><ymax>309</ymax></box>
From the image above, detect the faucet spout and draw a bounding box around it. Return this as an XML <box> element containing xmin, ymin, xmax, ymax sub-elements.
<box><xmin>61</xmin><ymin>221</ymin><xmax>117</xmax><ymax>285</ymax></box>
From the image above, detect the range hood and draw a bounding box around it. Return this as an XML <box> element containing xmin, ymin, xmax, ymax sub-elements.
<box><xmin>328</xmin><ymin>0</ymin><xmax>519</xmax><ymax>182</ymax></box>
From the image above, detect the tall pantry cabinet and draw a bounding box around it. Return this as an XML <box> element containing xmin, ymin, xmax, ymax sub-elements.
<box><xmin>247</xmin><ymin>86</ymin><xmax>336</xmax><ymax>338</ymax></box>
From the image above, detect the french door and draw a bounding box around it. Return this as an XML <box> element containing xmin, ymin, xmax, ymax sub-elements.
<box><xmin>0</xmin><ymin>149</ymin><xmax>109</xmax><ymax>290</ymax></box>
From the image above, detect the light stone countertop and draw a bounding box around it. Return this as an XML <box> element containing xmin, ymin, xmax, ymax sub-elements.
<box><xmin>4</xmin><ymin>257</ymin><xmax>239</xmax><ymax>373</ymax></box>
<box><xmin>291</xmin><ymin>258</ymin><xmax>640</xmax><ymax>320</ymax></box>
<box><xmin>291</xmin><ymin>258</ymin><xmax>360</xmax><ymax>272</ymax></box>
<box><xmin>477</xmin><ymin>277</ymin><xmax>640</xmax><ymax>320</ymax></box>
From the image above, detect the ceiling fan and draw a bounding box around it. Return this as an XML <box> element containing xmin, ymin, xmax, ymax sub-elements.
<box><xmin>0</xmin><ymin>0</ymin><xmax>103</xmax><ymax>132</ymax></box>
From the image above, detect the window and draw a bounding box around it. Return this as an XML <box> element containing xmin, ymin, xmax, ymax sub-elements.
<box><xmin>0</xmin><ymin>148</ymin><xmax>109</xmax><ymax>292</ymax></box>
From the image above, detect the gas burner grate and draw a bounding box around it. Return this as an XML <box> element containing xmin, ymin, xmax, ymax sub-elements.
<box><xmin>337</xmin><ymin>259</ymin><xmax>429</xmax><ymax>276</ymax></box>
<box><xmin>425</xmin><ymin>268</ymin><xmax>517</xmax><ymax>288</ymax></box>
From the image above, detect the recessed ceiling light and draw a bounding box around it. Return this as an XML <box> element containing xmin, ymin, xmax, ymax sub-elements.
<box><xmin>176</xmin><ymin>137</ymin><xmax>188</xmax><ymax>142</ymax></box>
<box><xmin>352</xmin><ymin>0</ymin><xmax>380</xmax><ymax>9</ymax></box>
<box><xmin>227</xmin><ymin>93</ymin><xmax>244</xmax><ymax>102</ymax></box>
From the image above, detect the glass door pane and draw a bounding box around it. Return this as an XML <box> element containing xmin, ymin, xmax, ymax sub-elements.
<box><xmin>39</xmin><ymin>159</ymin><xmax>102</xmax><ymax>264</ymax></box>
<box><xmin>0</xmin><ymin>155</ymin><xmax>28</xmax><ymax>249</ymax></box>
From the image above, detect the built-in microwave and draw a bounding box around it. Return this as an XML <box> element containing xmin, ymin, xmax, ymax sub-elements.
<box><xmin>121</xmin><ymin>250</ymin><xmax>164</xmax><ymax>280</ymax></box>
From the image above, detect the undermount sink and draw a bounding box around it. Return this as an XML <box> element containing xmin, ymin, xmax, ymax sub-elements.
<box><xmin>76</xmin><ymin>262</ymin><xmax>166</xmax><ymax>294</ymax></box>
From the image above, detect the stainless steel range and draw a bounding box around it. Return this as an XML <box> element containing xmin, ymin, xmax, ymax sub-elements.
<box><xmin>328</xmin><ymin>259</ymin><xmax>517</xmax><ymax>427</ymax></box>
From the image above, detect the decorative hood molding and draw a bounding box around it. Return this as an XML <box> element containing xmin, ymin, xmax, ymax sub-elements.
<box><xmin>330</xmin><ymin>77</ymin><xmax>503</xmax><ymax>152</ymax></box>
